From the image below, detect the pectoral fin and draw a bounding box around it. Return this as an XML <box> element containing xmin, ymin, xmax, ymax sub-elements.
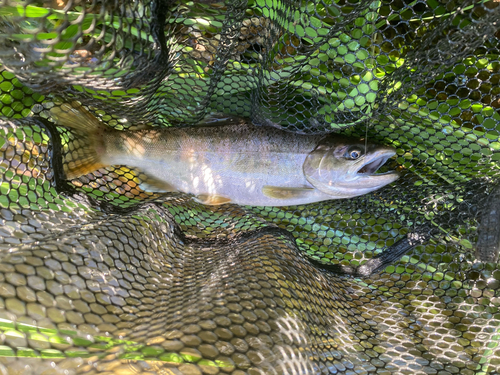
<box><xmin>262</xmin><ymin>186</ymin><xmax>315</xmax><ymax>199</ymax></box>
<box><xmin>137</xmin><ymin>173</ymin><xmax>177</xmax><ymax>193</ymax></box>
<box><xmin>194</xmin><ymin>194</ymin><xmax>231</xmax><ymax>205</ymax></box>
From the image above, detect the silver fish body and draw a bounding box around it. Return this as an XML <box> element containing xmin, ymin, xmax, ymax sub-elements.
<box><xmin>51</xmin><ymin>102</ymin><xmax>400</xmax><ymax>206</ymax></box>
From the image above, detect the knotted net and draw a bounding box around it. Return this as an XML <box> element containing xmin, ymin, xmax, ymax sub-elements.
<box><xmin>0</xmin><ymin>0</ymin><xmax>499</xmax><ymax>374</ymax></box>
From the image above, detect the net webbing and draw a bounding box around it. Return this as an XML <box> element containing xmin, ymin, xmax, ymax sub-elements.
<box><xmin>0</xmin><ymin>0</ymin><xmax>499</xmax><ymax>374</ymax></box>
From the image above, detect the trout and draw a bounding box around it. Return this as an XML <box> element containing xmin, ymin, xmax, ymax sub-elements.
<box><xmin>50</xmin><ymin>102</ymin><xmax>399</xmax><ymax>206</ymax></box>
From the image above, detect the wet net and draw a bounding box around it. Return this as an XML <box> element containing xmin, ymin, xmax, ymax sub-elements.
<box><xmin>0</xmin><ymin>0</ymin><xmax>500</xmax><ymax>374</ymax></box>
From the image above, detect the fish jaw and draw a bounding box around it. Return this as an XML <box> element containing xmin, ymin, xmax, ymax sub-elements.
<box><xmin>303</xmin><ymin>143</ymin><xmax>399</xmax><ymax>199</ymax></box>
<box><xmin>327</xmin><ymin>171</ymin><xmax>400</xmax><ymax>198</ymax></box>
<box><xmin>351</xmin><ymin>147</ymin><xmax>400</xmax><ymax>190</ymax></box>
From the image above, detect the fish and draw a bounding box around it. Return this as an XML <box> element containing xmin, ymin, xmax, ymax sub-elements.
<box><xmin>50</xmin><ymin>101</ymin><xmax>400</xmax><ymax>206</ymax></box>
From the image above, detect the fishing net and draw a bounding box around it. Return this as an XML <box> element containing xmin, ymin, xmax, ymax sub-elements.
<box><xmin>0</xmin><ymin>0</ymin><xmax>499</xmax><ymax>373</ymax></box>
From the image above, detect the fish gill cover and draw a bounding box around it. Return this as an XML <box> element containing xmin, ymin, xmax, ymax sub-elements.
<box><xmin>0</xmin><ymin>0</ymin><xmax>499</xmax><ymax>374</ymax></box>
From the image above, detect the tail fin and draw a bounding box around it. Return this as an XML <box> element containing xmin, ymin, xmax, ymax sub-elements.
<box><xmin>50</xmin><ymin>101</ymin><xmax>108</xmax><ymax>179</ymax></box>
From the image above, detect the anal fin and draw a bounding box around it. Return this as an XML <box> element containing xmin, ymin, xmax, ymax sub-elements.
<box><xmin>262</xmin><ymin>185</ymin><xmax>314</xmax><ymax>200</ymax></box>
<box><xmin>194</xmin><ymin>194</ymin><xmax>231</xmax><ymax>205</ymax></box>
<box><xmin>137</xmin><ymin>172</ymin><xmax>177</xmax><ymax>193</ymax></box>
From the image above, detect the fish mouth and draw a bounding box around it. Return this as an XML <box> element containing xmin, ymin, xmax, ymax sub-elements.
<box><xmin>357</xmin><ymin>149</ymin><xmax>398</xmax><ymax>176</ymax></box>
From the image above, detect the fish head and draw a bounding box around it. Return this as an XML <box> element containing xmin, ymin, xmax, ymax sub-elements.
<box><xmin>303</xmin><ymin>135</ymin><xmax>399</xmax><ymax>199</ymax></box>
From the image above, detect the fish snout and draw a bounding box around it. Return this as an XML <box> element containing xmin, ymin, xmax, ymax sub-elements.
<box><xmin>356</xmin><ymin>148</ymin><xmax>396</xmax><ymax>175</ymax></box>
<box><xmin>303</xmin><ymin>143</ymin><xmax>400</xmax><ymax>199</ymax></box>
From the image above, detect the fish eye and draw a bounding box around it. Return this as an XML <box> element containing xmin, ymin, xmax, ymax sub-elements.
<box><xmin>345</xmin><ymin>148</ymin><xmax>362</xmax><ymax>160</ymax></box>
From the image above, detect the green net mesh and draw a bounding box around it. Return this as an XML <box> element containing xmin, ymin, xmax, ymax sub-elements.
<box><xmin>1</xmin><ymin>0</ymin><xmax>500</xmax><ymax>374</ymax></box>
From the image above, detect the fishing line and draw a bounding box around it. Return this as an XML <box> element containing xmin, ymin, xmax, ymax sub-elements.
<box><xmin>365</xmin><ymin>1</ymin><xmax>378</xmax><ymax>211</ymax></box>
<box><xmin>365</xmin><ymin>121</ymin><xmax>369</xmax><ymax>212</ymax></box>
<box><xmin>364</xmin><ymin>122</ymin><xmax>368</xmax><ymax>155</ymax></box>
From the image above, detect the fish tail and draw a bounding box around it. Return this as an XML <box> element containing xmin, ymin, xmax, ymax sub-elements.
<box><xmin>50</xmin><ymin>101</ymin><xmax>108</xmax><ymax>179</ymax></box>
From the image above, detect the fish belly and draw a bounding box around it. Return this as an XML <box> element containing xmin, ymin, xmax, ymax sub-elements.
<box><xmin>116</xmin><ymin>151</ymin><xmax>324</xmax><ymax>206</ymax></box>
